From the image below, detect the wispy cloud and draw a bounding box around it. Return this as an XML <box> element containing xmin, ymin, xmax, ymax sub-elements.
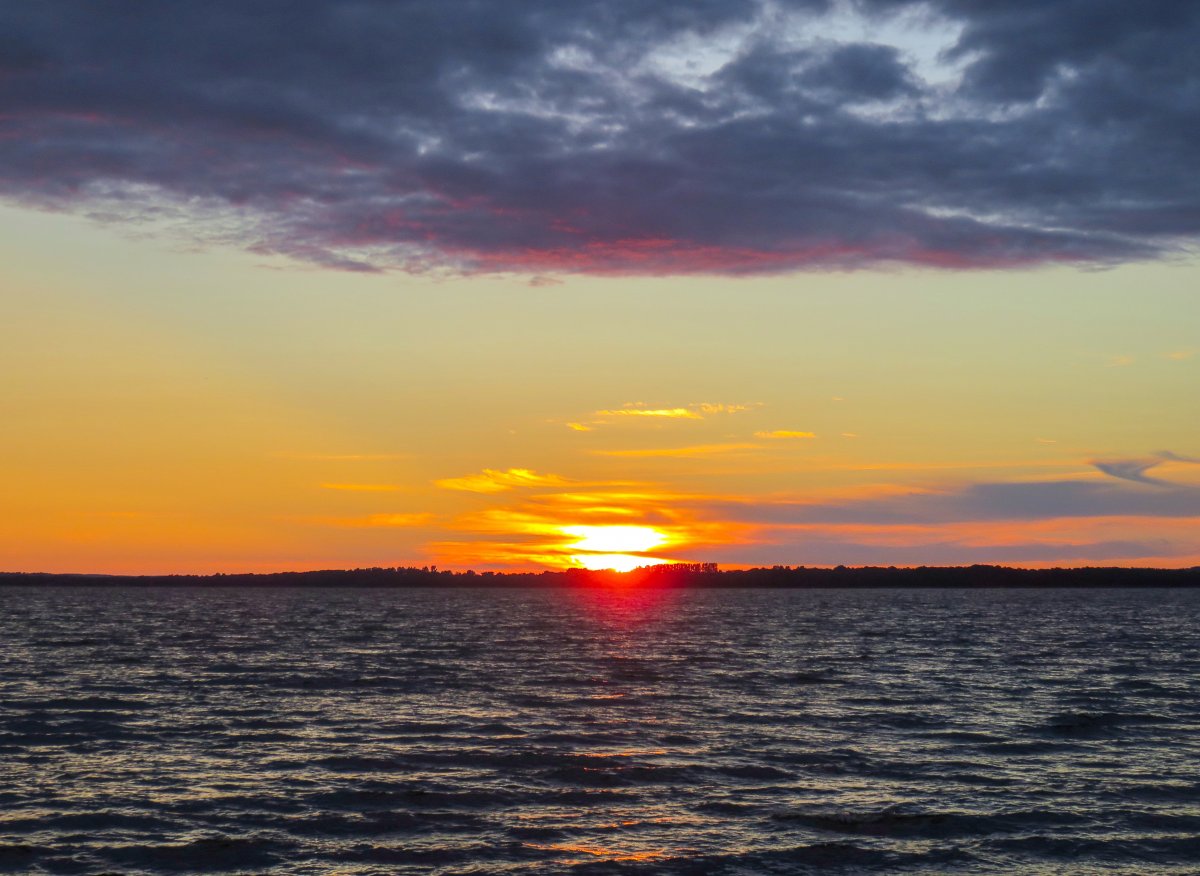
<box><xmin>594</xmin><ymin>407</ymin><xmax>701</xmax><ymax>419</ymax></box>
<box><xmin>754</xmin><ymin>430</ymin><xmax>816</xmax><ymax>439</ymax></box>
<box><xmin>431</xmin><ymin>485</ymin><xmax>750</xmax><ymax>569</ymax></box>
<box><xmin>696</xmin><ymin>403</ymin><xmax>759</xmax><ymax>415</ymax></box>
<box><xmin>1166</xmin><ymin>350</ymin><xmax>1196</xmax><ymax>361</ymax></box>
<box><xmin>595</xmin><ymin>443</ymin><xmax>761</xmax><ymax>459</ymax></box>
<box><xmin>435</xmin><ymin>468</ymin><xmax>570</xmax><ymax>493</ymax></box>
<box><xmin>580</xmin><ymin>401</ymin><xmax>760</xmax><ymax>430</ymax></box>
<box><xmin>1090</xmin><ymin>458</ymin><xmax>1168</xmax><ymax>486</ymax></box>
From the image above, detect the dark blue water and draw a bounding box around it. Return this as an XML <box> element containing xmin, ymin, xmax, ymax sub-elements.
<box><xmin>2</xmin><ymin>586</ymin><xmax>1199</xmax><ymax>874</ymax></box>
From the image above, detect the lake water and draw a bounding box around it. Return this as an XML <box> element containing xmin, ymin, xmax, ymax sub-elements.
<box><xmin>2</xmin><ymin>586</ymin><xmax>1199</xmax><ymax>874</ymax></box>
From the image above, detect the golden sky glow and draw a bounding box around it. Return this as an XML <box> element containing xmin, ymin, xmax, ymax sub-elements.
<box><xmin>2</xmin><ymin>204</ymin><xmax>1200</xmax><ymax>573</ymax></box>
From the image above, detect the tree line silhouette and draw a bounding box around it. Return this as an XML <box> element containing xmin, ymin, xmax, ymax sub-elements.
<box><xmin>2</xmin><ymin>563</ymin><xmax>1198</xmax><ymax>588</ymax></box>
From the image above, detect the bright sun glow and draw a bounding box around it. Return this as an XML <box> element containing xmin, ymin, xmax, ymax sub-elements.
<box><xmin>573</xmin><ymin>553</ymin><xmax>668</xmax><ymax>572</ymax></box>
<box><xmin>561</xmin><ymin>525</ymin><xmax>670</xmax><ymax>572</ymax></box>
<box><xmin>562</xmin><ymin>525</ymin><xmax>667</xmax><ymax>554</ymax></box>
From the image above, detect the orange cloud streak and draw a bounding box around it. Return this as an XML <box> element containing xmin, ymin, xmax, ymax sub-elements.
<box><xmin>435</xmin><ymin>468</ymin><xmax>570</xmax><ymax>493</ymax></box>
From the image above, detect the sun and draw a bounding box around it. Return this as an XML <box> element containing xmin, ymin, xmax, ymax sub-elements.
<box><xmin>561</xmin><ymin>525</ymin><xmax>670</xmax><ymax>572</ymax></box>
<box><xmin>562</xmin><ymin>525</ymin><xmax>667</xmax><ymax>553</ymax></box>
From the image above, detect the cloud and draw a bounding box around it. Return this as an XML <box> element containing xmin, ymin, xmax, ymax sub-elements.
<box><xmin>594</xmin><ymin>408</ymin><xmax>701</xmax><ymax>419</ymax></box>
<box><xmin>595</xmin><ymin>402</ymin><xmax>758</xmax><ymax>419</ymax></box>
<box><xmin>1166</xmin><ymin>350</ymin><xmax>1196</xmax><ymax>361</ymax></box>
<box><xmin>428</xmin><ymin>471</ymin><xmax>1200</xmax><ymax>569</ymax></box>
<box><xmin>710</xmin><ymin>476</ymin><xmax>1200</xmax><ymax>527</ymax></box>
<box><xmin>595</xmin><ymin>442</ymin><xmax>761</xmax><ymax>458</ymax></box>
<box><xmin>584</xmin><ymin>401</ymin><xmax>759</xmax><ymax>428</ymax></box>
<box><xmin>755</xmin><ymin>430</ymin><xmax>816</xmax><ymax>439</ymax></box>
<box><xmin>2</xmin><ymin>2</ymin><xmax>1197</xmax><ymax>275</ymax></box>
<box><xmin>1090</xmin><ymin>458</ymin><xmax>1169</xmax><ymax>486</ymax></box>
<box><xmin>696</xmin><ymin>402</ymin><xmax>759</xmax><ymax>415</ymax></box>
<box><xmin>431</xmin><ymin>485</ymin><xmax>750</xmax><ymax>569</ymax></box>
<box><xmin>1158</xmin><ymin>450</ymin><xmax>1200</xmax><ymax>464</ymax></box>
<box><xmin>435</xmin><ymin>468</ymin><xmax>569</xmax><ymax>493</ymax></box>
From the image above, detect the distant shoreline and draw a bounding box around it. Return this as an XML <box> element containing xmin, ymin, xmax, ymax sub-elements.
<box><xmin>3</xmin><ymin>565</ymin><xmax>1199</xmax><ymax>588</ymax></box>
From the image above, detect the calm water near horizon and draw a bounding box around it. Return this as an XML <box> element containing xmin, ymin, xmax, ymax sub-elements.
<box><xmin>2</xmin><ymin>586</ymin><xmax>1199</xmax><ymax>874</ymax></box>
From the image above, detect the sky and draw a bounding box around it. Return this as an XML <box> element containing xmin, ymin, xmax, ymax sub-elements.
<box><xmin>2</xmin><ymin>0</ymin><xmax>1198</xmax><ymax>573</ymax></box>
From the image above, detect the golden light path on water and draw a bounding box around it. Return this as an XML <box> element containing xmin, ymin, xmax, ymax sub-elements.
<box><xmin>560</xmin><ymin>525</ymin><xmax>671</xmax><ymax>572</ymax></box>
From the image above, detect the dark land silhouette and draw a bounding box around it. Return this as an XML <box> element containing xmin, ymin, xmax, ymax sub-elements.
<box><xmin>3</xmin><ymin>563</ymin><xmax>1200</xmax><ymax>588</ymax></box>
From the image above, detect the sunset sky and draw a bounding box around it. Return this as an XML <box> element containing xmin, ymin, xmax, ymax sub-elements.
<box><xmin>3</xmin><ymin>1</ymin><xmax>1198</xmax><ymax>573</ymax></box>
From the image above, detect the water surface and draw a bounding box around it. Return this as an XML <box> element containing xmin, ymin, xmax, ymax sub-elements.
<box><xmin>2</xmin><ymin>586</ymin><xmax>1198</xmax><ymax>873</ymax></box>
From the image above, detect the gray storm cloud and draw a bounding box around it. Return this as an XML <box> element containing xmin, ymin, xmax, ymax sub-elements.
<box><xmin>1</xmin><ymin>1</ymin><xmax>1197</xmax><ymax>274</ymax></box>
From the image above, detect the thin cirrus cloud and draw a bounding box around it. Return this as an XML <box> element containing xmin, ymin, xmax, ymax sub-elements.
<box><xmin>435</xmin><ymin>468</ymin><xmax>570</xmax><ymax>493</ymax></box>
<box><xmin>576</xmin><ymin>402</ymin><xmax>760</xmax><ymax>430</ymax></box>
<box><xmin>2</xmin><ymin>2</ymin><xmax>1197</xmax><ymax>276</ymax></box>
<box><xmin>597</xmin><ymin>402</ymin><xmax>757</xmax><ymax>420</ymax></box>
<box><xmin>594</xmin><ymin>443</ymin><xmax>762</xmax><ymax>459</ymax></box>
<box><xmin>593</xmin><ymin>408</ymin><xmax>701</xmax><ymax>420</ymax></box>
<box><xmin>755</xmin><ymin>430</ymin><xmax>816</xmax><ymax>439</ymax></box>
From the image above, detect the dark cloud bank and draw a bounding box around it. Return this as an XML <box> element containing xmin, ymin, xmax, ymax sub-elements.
<box><xmin>712</xmin><ymin>456</ymin><xmax>1200</xmax><ymax>528</ymax></box>
<box><xmin>2</xmin><ymin>1</ymin><xmax>1197</xmax><ymax>274</ymax></box>
<box><xmin>701</xmin><ymin>455</ymin><xmax>1200</xmax><ymax>564</ymax></box>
